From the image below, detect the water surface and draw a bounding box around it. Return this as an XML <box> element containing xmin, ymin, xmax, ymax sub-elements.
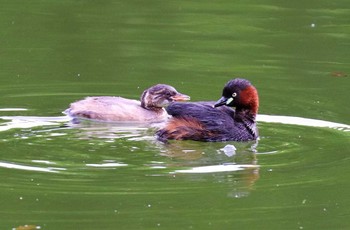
<box><xmin>1</xmin><ymin>1</ymin><xmax>349</xmax><ymax>229</ymax></box>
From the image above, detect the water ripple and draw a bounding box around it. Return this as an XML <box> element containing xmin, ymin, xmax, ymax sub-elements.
<box><xmin>257</xmin><ymin>114</ymin><xmax>350</xmax><ymax>131</ymax></box>
<box><xmin>0</xmin><ymin>114</ymin><xmax>348</xmax><ymax>133</ymax></box>
<box><xmin>0</xmin><ymin>161</ymin><xmax>64</xmax><ymax>173</ymax></box>
<box><xmin>172</xmin><ymin>163</ymin><xmax>258</xmax><ymax>174</ymax></box>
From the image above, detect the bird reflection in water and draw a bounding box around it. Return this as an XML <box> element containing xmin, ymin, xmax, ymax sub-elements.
<box><xmin>158</xmin><ymin>140</ymin><xmax>260</xmax><ymax>198</ymax></box>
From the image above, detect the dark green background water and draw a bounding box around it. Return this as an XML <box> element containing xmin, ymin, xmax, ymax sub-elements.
<box><xmin>1</xmin><ymin>1</ymin><xmax>349</xmax><ymax>229</ymax></box>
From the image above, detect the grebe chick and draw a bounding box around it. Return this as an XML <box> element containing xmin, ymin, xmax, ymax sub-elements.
<box><xmin>65</xmin><ymin>84</ymin><xmax>190</xmax><ymax>123</ymax></box>
<box><xmin>156</xmin><ymin>78</ymin><xmax>259</xmax><ymax>141</ymax></box>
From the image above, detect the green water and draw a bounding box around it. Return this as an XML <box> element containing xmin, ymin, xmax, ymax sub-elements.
<box><xmin>1</xmin><ymin>0</ymin><xmax>349</xmax><ymax>229</ymax></box>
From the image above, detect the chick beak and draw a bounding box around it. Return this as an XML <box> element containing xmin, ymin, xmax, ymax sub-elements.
<box><xmin>170</xmin><ymin>93</ymin><xmax>191</xmax><ymax>102</ymax></box>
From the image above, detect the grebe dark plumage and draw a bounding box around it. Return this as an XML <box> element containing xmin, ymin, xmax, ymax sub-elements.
<box><xmin>156</xmin><ymin>78</ymin><xmax>259</xmax><ymax>142</ymax></box>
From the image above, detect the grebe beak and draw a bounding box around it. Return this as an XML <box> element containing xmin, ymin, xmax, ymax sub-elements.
<box><xmin>171</xmin><ymin>93</ymin><xmax>191</xmax><ymax>102</ymax></box>
<box><xmin>214</xmin><ymin>96</ymin><xmax>229</xmax><ymax>107</ymax></box>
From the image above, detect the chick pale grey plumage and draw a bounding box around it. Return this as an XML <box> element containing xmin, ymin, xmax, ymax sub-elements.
<box><xmin>65</xmin><ymin>84</ymin><xmax>190</xmax><ymax>123</ymax></box>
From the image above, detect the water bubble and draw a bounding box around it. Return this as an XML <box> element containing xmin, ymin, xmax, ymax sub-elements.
<box><xmin>220</xmin><ymin>144</ymin><xmax>236</xmax><ymax>157</ymax></box>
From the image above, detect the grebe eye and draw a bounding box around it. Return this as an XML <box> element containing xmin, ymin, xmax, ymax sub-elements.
<box><xmin>232</xmin><ymin>92</ymin><xmax>237</xmax><ymax>97</ymax></box>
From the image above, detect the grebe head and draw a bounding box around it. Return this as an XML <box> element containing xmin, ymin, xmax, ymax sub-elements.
<box><xmin>141</xmin><ymin>84</ymin><xmax>190</xmax><ymax>110</ymax></box>
<box><xmin>214</xmin><ymin>78</ymin><xmax>259</xmax><ymax>114</ymax></box>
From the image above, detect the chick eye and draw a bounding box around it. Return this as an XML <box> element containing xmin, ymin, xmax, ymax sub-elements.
<box><xmin>232</xmin><ymin>92</ymin><xmax>237</xmax><ymax>97</ymax></box>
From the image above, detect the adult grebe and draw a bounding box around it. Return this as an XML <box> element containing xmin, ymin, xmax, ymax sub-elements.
<box><xmin>157</xmin><ymin>78</ymin><xmax>259</xmax><ymax>141</ymax></box>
